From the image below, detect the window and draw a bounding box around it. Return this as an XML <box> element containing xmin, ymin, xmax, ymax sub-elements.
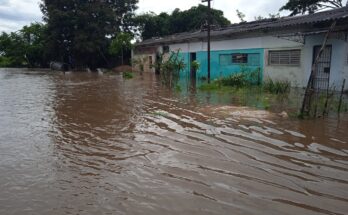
<box><xmin>219</xmin><ymin>53</ymin><xmax>260</xmax><ymax>66</ymax></box>
<box><xmin>269</xmin><ymin>50</ymin><xmax>301</xmax><ymax>66</ymax></box>
<box><xmin>148</xmin><ymin>56</ymin><xmax>153</xmax><ymax>68</ymax></box>
<box><xmin>163</xmin><ymin>46</ymin><xmax>170</xmax><ymax>53</ymax></box>
<box><xmin>232</xmin><ymin>53</ymin><xmax>248</xmax><ymax>64</ymax></box>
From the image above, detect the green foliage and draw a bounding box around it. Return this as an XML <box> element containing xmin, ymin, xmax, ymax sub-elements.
<box><xmin>153</xmin><ymin>50</ymin><xmax>186</xmax><ymax>88</ymax></box>
<box><xmin>280</xmin><ymin>0</ymin><xmax>343</xmax><ymax>16</ymax></box>
<box><xmin>123</xmin><ymin>71</ymin><xmax>134</xmax><ymax>79</ymax></box>
<box><xmin>199</xmin><ymin>69</ymin><xmax>260</xmax><ymax>91</ymax></box>
<box><xmin>135</xmin><ymin>5</ymin><xmax>231</xmax><ymax>40</ymax></box>
<box><xmin>132</xmin><ymin>57</ymin><xmax>146</xmax><ymax>72</ymax></box>
<box><xmin>40</xmin><ymin>0</ymin><xmax>138</xmax><ymax>68</ymax></box>
<box><xmin>216</xmin><ymin>68</ymin><xmax>260</xmax><ymax>88</ymax></box>
<box><xmin>199</xmin><ymin>82</ymin><xmax>222</xmax><ymax>91</ymax></box>
<box><xmin>191</xmin><ymin>60</ymin><xmax>200</xmax><ymax>71</ymax></box>
<box><xmin>175</xmin><ymin>85</ymin><xmax>182</xmax><ymax>92</ymax></box>
<box><xmin>263</xmin><ymin>79</ymin><xmax>291</xmax><ymax>94</ymax></box>
<box><xmin>109</xmin><ymin>33</ymin><xmax>133</xmax><ymax>55</ymax></box>
<box><xmin>0</xmin><ymin>23</ymin><xmax>47</xmax><ymax>67</ymax></box>
<box><xmin>254</xmin><ymin>13</ymin><xmax>281</xmax><ymax>21</ymax></box>
<box><xmin>236</xmin><ymin>10</ymin><xmax>246</xmax><ymax>22</ymax></box>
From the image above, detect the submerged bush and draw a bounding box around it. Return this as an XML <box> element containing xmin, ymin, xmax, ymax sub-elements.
<box><xmin>263</xmin><ymin>79</ymin><xmax>291</xmax><ymax>94</ymax></box>
<box><xmin>123</xmin><ymin>71</ymin><xmax>134</xmax><ymax>79</ymax></box>
<box><xmin>152</xmin><ymin>50</ymin><xmax>186</xmax><ymax>88</ymax></box>
<box><xmin>199</xmin><ymin>82</ymin><xmax>221</xmax><ymax>90</ymax></box>
<box><xmin>191</xmin><ymin>60</ymin><xmax>200</xmax><ymax>71</ymax></box>
<box><xmin>216</xmin><ymin>69</ymin><xmax>260</xmax><ymax>87</ymax></box>
<box><xmin>218</xmin><ymin>73</ymin><xmax>249</xmax><ymax>87</ymax></box>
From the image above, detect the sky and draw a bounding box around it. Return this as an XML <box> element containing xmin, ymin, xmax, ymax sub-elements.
<box><xmin>0</xmin><ymin>0</ymin><xmax>347</xmax><ymax>32</ymax></box>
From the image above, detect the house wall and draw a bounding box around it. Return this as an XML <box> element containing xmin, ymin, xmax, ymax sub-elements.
<box><xmin>132</xmin><ymin>46</ymin><xmax>162</xmax><ymax>73</ymax></box>
<box><xmin>168</xmin><ymin>35</ymin><xmax>348</xmax><ymax>89</ymax></box>
<box><xmin>170</xmin><ymin>36</ymin><xmax>302</xmax><ymax>82</ymax></box>
<box><xmin>132</xmin><ymin>53</ymin><xmax>156</xmax><ymax>73</ymax></box>
<box><xmin>134</xmin><ymin>34</ymin><xmax>348</xmax><ymax>89</ymax></box>
<box><xmin>263</xmin><ymin>47</ymin><xmax>305</xmax><ymax>87</ymax></box>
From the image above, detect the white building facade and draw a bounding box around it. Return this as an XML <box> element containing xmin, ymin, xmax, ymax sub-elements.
<box><xmin>134</xmin><ymin>7</ymin><xmax>348</xmax><ymax>90</ymax></box>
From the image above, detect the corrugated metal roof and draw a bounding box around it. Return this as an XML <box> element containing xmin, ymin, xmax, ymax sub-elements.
<box><xmin>136</xmin><ymin>6</ymin><xmax>348</xmax><ymax>47</ymax></box>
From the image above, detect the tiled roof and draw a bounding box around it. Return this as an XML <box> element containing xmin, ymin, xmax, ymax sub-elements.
<box><xmin>136</xmin><ymin>6</ymin><xmax>348</xmax><ymax>47</ymax></box>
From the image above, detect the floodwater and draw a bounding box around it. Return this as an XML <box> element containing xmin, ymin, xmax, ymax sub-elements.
<box><xmin>0</xmin><ymin>69</ymin><xmax>348</xmax><ymax>215</ymax></box>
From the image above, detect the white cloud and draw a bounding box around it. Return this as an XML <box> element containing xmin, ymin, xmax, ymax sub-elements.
<box><xmin>1</xmin><ymin>0</ymin><xmax>347</xmax><ymax>32</ymax></box>
<box><xmin>137</xmin><ymin>0</ymin><xmax>290</xmax><ymax>22</ymax></box>
<box><xmin>0</xmin><ymin>0</ymin><xmax>42</xmax><ymax>32</ymax></box>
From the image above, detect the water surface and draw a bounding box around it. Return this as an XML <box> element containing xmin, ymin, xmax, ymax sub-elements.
<box><xmin>0</xmin><ymin>69</ymin><xmax>347</xmax><ymax>215</ymax></box>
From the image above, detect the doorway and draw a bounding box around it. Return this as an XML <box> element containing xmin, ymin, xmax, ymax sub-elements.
<box><xmin>312</xmin><ymin>45</ymin><xmax>332</xmax><ymax>90</ymax></box>
<box><xmin>190</xmin><ymin>53</ymin><xmax>197</xmax><ymax>79</ymax></box>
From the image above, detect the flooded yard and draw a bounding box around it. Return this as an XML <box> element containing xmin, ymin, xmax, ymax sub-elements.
<box><xmin>0</xmin><ymin>69</ymin><xmax>348</xmax><ymax>215</ymax></box>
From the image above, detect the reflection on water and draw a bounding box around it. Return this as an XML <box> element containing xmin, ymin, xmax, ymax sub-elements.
<box><xmin>0</xmin><ymin>69</ymin><xmax>348</xmax><ymax>215</ymax></box>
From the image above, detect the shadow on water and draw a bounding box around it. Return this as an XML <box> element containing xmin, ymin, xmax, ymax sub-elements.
<box><xmin>0</xmin><ymin>69</ymin><xmax>348</xmax><ymax>215</ymax></box>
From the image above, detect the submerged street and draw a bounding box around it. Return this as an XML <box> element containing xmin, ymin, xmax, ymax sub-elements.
<box><xmin>0</xmin><ymin>69</ymin><xmax>348</xmax><ymax>215</ymax></box>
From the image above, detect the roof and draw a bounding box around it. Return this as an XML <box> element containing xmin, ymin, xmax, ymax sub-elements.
<box><xmin>136</xmin><ymin>6</ymin><xmax>348</xmax><ymax>47</ymax></box>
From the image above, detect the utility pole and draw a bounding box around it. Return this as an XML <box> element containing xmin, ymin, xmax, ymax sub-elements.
<box><xmin>202</xmin><ymin>0</ymin><xmax>212</xmax><ymax>83</ymax></box>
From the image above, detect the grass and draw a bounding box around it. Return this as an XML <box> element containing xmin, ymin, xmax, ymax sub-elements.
<box><xmin>199</xmin><ymin>72</ymin><xmax>291</xmax><ymax>96</ymax></box>
<box><xmin>123</xmin><ymin>71</ymin><xmax>134</xmax><ymax>79</ymax></box>
<box><xmin>263</xmin><ymin>79</ymin><xmax>291</xmax><ymax>94</ymax></box>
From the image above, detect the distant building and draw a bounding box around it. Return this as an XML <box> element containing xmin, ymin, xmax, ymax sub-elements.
<box><xmin>133</xmin><ymin>7</ymin><xmax>348</xmax><ymax>90</ymax></box>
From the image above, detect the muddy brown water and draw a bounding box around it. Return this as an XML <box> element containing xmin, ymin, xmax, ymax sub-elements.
<box><xmin>0</xmin><ymin>69</ymin><xmax>348</xmax><ymax>215</ymax></box>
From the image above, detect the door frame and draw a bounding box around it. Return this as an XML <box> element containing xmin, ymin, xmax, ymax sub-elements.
<box><xmin>312</xmin><ymin>45</ymin><xmax>332</xmax><ymax>90</ymax></box>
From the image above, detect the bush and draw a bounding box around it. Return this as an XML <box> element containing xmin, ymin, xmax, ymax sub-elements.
<box><xmin>263</xmin><ymin>79</ymin><xmax>291</xmax><ymax>94</ymax></box>
<box><xmin>191</xmin><ymin>60</ymin><xmax>200</xmax><ymax>71</ymax></box>
<box><xmin>199</xmin><ymin>82</ymin><xmax>221</xmax><ymax>90</ymax></box>
<box><xmin>123</xmin><ymin>71</ymin><xmax>134</xmax><ymax>79</ymax></box>
<box><xmin>216</xmin><ymin>69</ymin><xmax>260</xmax><ymax>88</ymax></box>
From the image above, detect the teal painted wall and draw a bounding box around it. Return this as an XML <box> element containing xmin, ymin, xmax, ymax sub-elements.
<box><xmin>180</xmin><ymin>48</ymin><xmax>264</xmax><ymax>81</ymax></box>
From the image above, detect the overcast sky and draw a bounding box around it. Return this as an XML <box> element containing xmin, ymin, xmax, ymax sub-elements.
<box><xmin>1</xmin><ymin>0</ymin><xmax>347</xmax><ymax>32</ymax></box>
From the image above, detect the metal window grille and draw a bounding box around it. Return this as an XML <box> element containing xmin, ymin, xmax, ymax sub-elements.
<box><xmin>269</xmin><ymin>50</ymin><xmax>301</xmax><ymax>66</ymax></box>
<box><xmin>219</xmin><ymin>53</ymin><xmax>260</xmax><ymax>66</ymax></box>
<box><xmin>232</xmin><ymin>53</ymin><xmax>248</xmax><ymax>64</ymax></box>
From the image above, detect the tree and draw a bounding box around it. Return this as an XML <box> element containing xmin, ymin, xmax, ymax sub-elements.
<box><xmin>254</xmin><ymin>13</ymin><xmax>281</xmax><ymax>21</ymax></box>
<box><xmin>40</xmin><ymin>0</ymin><xmax>138</xmax><ymax>69</ymax></box>
<box><xmin>109</xmin><ymin>32</ymin><xmax>133</xmax><ymax>65</ymax></box>
<box><xmin>0</xmin><ymin>23</ymin><xmax>47</xmax><ymax>67</ymax></box>
<box><xmin>280</xmin><ymin>0</ymin><xmax>344</xmax><ymax>16</ymax></box>
<box><xmin>236</xmin><ymin>10</ymin><xmax>246</xmax><ymax>22</ymax></box>
<box><xmin>135</xmin><ymin>4</ymin><xmax>231</xmax><ymax>40</ymax></box>
<box><xmin>20</xmin><ymin>23</ymin><xmax>47</xmax><ymax>67</ymax></box>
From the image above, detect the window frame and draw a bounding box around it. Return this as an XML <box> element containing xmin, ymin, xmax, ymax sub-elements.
<box><xmin>232</xmin><ymin>53</ymin><xmax>248</xmax><ymax>64</ymax></box>
<box><xmin>268</xmin><ymin>49</ymin><xmax>301</xmax><ymax>67</ymax></box>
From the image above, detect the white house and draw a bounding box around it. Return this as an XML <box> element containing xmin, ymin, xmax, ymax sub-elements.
<box><xmin>133</xmin><ymin>7</ymin><xmax>348</xmax><ymax>90</ymax></box>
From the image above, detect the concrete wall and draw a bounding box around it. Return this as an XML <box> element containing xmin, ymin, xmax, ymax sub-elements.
<box><xmin>264</xmin><ymin>47</ymin><xmax>305</xmax><ymax>87</ymax></box>
<box><xmin>169</xmin><ymin>36</ymin><xmax>301</xmax><ymax>52</ymax></box>
<box><xmin>196</xmin><ymin>49</ymin><xmax>264</xmax><ymax>80</ymax></box>
<box><xmin>168</xmin><ymin>35</ymin><xmax>348</xmax><ymax>89</ymax></box>
<box><xmin>170</xmin><ymin>36</ymin><xmax>300</xmax><ymax>81</ymax></box>
<box><xmin>134</xmin><ymin>35</ymin><xmax>348</xmax><ymax>89</ymax></box>
<box><xmin>132</xmin><ymin>46</ymin><xmax>162</xmax><ymax>73</ymax></box>
<box><xmin>132</xmin><ymin>53</ymin><xmax>156</xmax><ymax>73</ymax></box>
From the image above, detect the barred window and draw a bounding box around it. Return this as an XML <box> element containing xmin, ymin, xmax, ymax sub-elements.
<box><xmin>220</xmin><ymin>53</ymin><xmax>260</xmax><ymax>66</ymax></box>
<box><xmin>232</xmin><ymin>53</ymin><xmax>248</xmax><ymax>64</ymax></box>
<box><xmin>269</xmin><ymin>50</ymin><xmax>301</xmax><ymax>66</ymax></box>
